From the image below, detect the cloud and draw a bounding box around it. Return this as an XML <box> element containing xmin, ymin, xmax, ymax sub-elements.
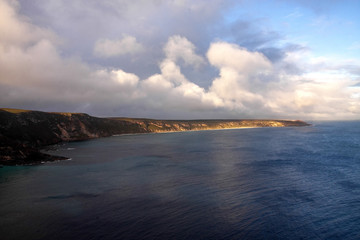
<box><xmin>285</xmin><ymin>9</ymin><xmax>303</xmax><ymax>19</ymax></box>
<box><xmin>94</xmin><ymin>35</ymin><xmax>144</xmax><ymax>58</ymax></box>
<box><xmin>0</xmin><ymin>0</ymin><xmax>220</xmax><ymax>117</ymax></box>
<box><xmin>207</xmin><ymin>42</ymin><xmax>271</xmax><ymax>113</ymax></box>
<box><xmin>164</xmin><ymin>35</ymin><xmax>205</xmax><ymax>68</ymax></box>
<box><xmin>204</xmin><ymin>41</ymin><xmax>360</xmax><ymax>119</ymax></box>
<box><xmin>0</xmin><ymin>0</ymin><xmax>57</xmax><ymax>47</ymax></box>
<box><xmin>17</xmin><ymin>0</ymin><xmax>231</xmax><ymax>79</ymax></box>
<box><xmin>0</xmin><ymin>0</ymin><xmax>141</xmax><ymax>113</ymax></box>
<box><xmin>1</xmin><ymin>0</ymin><xmax>360</xmax><ymax>120</ymax></box>
<box><xmin>207</xmin><ymin>42</ymin><xmax>271</xmax><ymax>73</ymax></box>
<box><xmin>140</xmin><ymin>39</ymin><xmax>224</xmax><ymax>113</ymax></box>
<box><xmin>227</xmin><ymin>19</ymin><xmax>282</xmax><ymax>50</ymax></box>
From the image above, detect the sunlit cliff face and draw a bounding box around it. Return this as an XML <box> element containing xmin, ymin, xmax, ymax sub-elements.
<box><xmin>0</xmin><ymin>0</ymin><xmax>359</xmax><ymax>120</ymax></box>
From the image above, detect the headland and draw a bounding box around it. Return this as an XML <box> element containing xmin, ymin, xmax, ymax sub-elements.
<box><xmin>0</xmin><ymin>108</ymin><xmax>310</xmax><ymax>165</ymax></box>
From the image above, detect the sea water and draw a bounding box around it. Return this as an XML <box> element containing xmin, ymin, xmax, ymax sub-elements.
<box><xmin>1</xmin><ymin>122</ymin><xmax>360</xmax><ymax>240</ymax></box>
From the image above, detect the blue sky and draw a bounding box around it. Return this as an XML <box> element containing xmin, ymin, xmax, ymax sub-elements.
<box><xmin>0</xmin><ymin>0</ymin><xmax>359</xmax><ymax>119</ymax></box>
<box><xmin>225</xmin><ymin>0</ymin><xmax>360</xmax><ymax>58</ymax></box>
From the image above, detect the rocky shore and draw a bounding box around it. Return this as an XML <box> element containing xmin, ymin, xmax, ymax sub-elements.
<box><xmin>0</xmin><ymin>108</ymin><xmax>310</xmax><ymax>165</ymax></box>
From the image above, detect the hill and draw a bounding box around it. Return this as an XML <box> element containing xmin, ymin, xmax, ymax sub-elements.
<box><xmin>0</xmin><ymin>108</ymin><xmax>310</xmax><ymax>165</ymax></box>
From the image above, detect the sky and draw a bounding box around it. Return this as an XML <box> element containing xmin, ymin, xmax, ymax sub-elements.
<box><xmin>1</xmin><ymin>0</ymin><xmax>360</xmax><ymax>120</ymax></box>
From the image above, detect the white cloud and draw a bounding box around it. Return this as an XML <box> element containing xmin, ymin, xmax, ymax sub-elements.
<box><xmin>163</xmin><ymin>35</ymin><xmax>205</xmax><ymax>68</ymax></box>
<box><xmin>0</xmin><ymin>2</ymin><xmax>220</xmax><ymax>117</ymax></box>
<box><xmin>207</xmin><ymin>42</ymin><xmax>271</xmax><ymax>112</ymax></box>
<box><xmin>94</xmin><ymin>35</ymin><xmax>144</xmax><ymax>58</ymax></box>
<box><xmin>207</xmin><ymin>42</ymin><xmax>272</xmax><ymax>74</ymax></box>
<box><xmin>205</xmin><ymin>41</ymin><xmax>360</xmax><ymax>119</ymax></box>
<box><xmin>140</xmin><ymin>36</ymin><xmax>224</xmax><ymax>112</ymax></box>
<box><xmin>111</xmin><ymin>69</ymin><xmax>139</xmax><ymax>87</ymax></box>
<box><xmin>0</xmin><ymin>0</ymin><xmax>57</xmax><ymax>47</ymax></box>
<box><xmin>1</xmin><ymin>0</ymin><xmax>360</xmax><ymax>119</ymax></box>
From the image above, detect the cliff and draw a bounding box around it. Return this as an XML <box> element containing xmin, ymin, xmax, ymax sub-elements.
<box><xmin>114</xmin><ymin>118</ymin><xmax>309</xmax><ymax>132</ymax></box>
<box><xmin>0</xmin><ymin>108</ymin><xmax>310</xmax><ymax>165</ymax></box>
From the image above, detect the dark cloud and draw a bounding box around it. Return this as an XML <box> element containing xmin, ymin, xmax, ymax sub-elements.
<box><xmin>231</xmin><ymin>21</ymin><xmax>282</xmax><ymax>50</ymax></box>
<box><xmin>341</xmin><ymin>65</ymin><xmax>360</xmax><ymax>76</ymax></box>
<box><xmin>16</xmin><ymin>0</ymin><xmax>297</xmax><ymax>85</ymax></box>
<box><xmin>284</xmin><ymin>43</ymin><xmax>308</xmax><ymax>52</ymax></box>
<box><xmin>258</xmin><ymin>47</ymin><xmax>285</xmax><ymax>62</ymax></box>
<box><xmin>17</xmin><ymin>0</ymin><xmax>235</xmax><ymax>83</ymax></box>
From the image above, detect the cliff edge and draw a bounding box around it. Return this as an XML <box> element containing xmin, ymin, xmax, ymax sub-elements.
<box><xmin>0</xmin><ymin>108</ymin><xmax>310</xmax><ymax>165</ymax></box>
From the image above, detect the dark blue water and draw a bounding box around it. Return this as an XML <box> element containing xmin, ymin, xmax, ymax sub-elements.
<box><xmin>1</xmin><ymin>122</ymin><xmax>360</xmax><ymax>240</ymax></box>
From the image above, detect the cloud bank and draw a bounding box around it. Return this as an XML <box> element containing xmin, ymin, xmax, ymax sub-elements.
<box><xmin>94</xmin><ymin>35</ymin><xmax>144</xmax><ymax>58</ymax></box>
<box><xmin>0</xmin><ymin>0</ymin><xmax>359</xmax><ymax>120</ymax></box>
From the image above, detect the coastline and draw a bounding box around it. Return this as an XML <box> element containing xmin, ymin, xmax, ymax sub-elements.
<box><xmin>0</xmin><ymin>108</ymin><xmax>310</xmax><ymax>165</ymax></box>
<box><xmin>113</xmin><ymin>126</ymin><xmax>257</xmax><ymax>136</ymax></box>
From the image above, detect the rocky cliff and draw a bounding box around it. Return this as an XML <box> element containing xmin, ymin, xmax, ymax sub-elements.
<box><xmin>115</xmin><ymin>118</ymin><xmax>309</xmax><ymax>132</ymax></box>
<box><xmin>0</xmin><ymin>108</ymin><xmax>310</xmax><ymax>165</ymax></box>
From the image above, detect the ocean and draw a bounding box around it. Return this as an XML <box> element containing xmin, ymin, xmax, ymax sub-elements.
<box><xmin>1</xmin><ymin>121</ymin><xmax>360</xmax><ymax>240</ymax></box>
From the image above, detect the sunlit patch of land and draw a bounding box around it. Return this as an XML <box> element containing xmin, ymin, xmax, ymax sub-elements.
<box><xmin>1</xmin><ymin>108</ymin><xmax>32</xmax><ymax>114</ymax></box>
<box><xmin>50</xmin><ymin>112</ymin><xmax>85</xmax><ymax>116</ymax></box>
<box><xmin>0</xmin><ymin>108</ymin><xmax>85</xmax><ymax>117</ymax></box>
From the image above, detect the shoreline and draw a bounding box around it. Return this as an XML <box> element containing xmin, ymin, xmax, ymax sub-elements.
<box><xmin>112</xmin><ymin>124</ymin><xmax>310</xmax><ymax>137</ymax></box>
<box><xmin>39</xmin><ymin>125</ymin><xmax>308</xmax><ymax>166</ymax></box>
<box><xmin>0</xmin><ymin>108</ymin><xmax>310</xmax><ymax>165</ymax></box>
<box><xmin>112</xmin><ymin>126</ymin><xmax>257</xmax><ymax>136</ymax></box>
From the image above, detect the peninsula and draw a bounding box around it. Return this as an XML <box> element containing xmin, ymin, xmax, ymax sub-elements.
<box><xmin>0</xmin><ymin>108</ymin><xmax>310</xmax><ymax>165</ymax></box>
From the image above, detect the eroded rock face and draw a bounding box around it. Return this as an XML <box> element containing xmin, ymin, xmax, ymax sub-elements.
<box><xmin>0</xmin><ymin>108</ymin><xmax>310</xmax><ymax>165</ymax></box>
<box><xmin>114</xmin><ymin>118</ymin><xmax>310</xmax><ymax>132</ymax></box>
<box><xmin>0</xmin><ymin>110</ymin><xmax>144</xmax><ymax>165</ymax></box>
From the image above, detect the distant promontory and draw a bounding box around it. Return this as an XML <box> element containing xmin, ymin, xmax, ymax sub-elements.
<box><xmin>0</xmin><ymin>108</ymin><xmax>310</xmax><ymax>165</ymax></box>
